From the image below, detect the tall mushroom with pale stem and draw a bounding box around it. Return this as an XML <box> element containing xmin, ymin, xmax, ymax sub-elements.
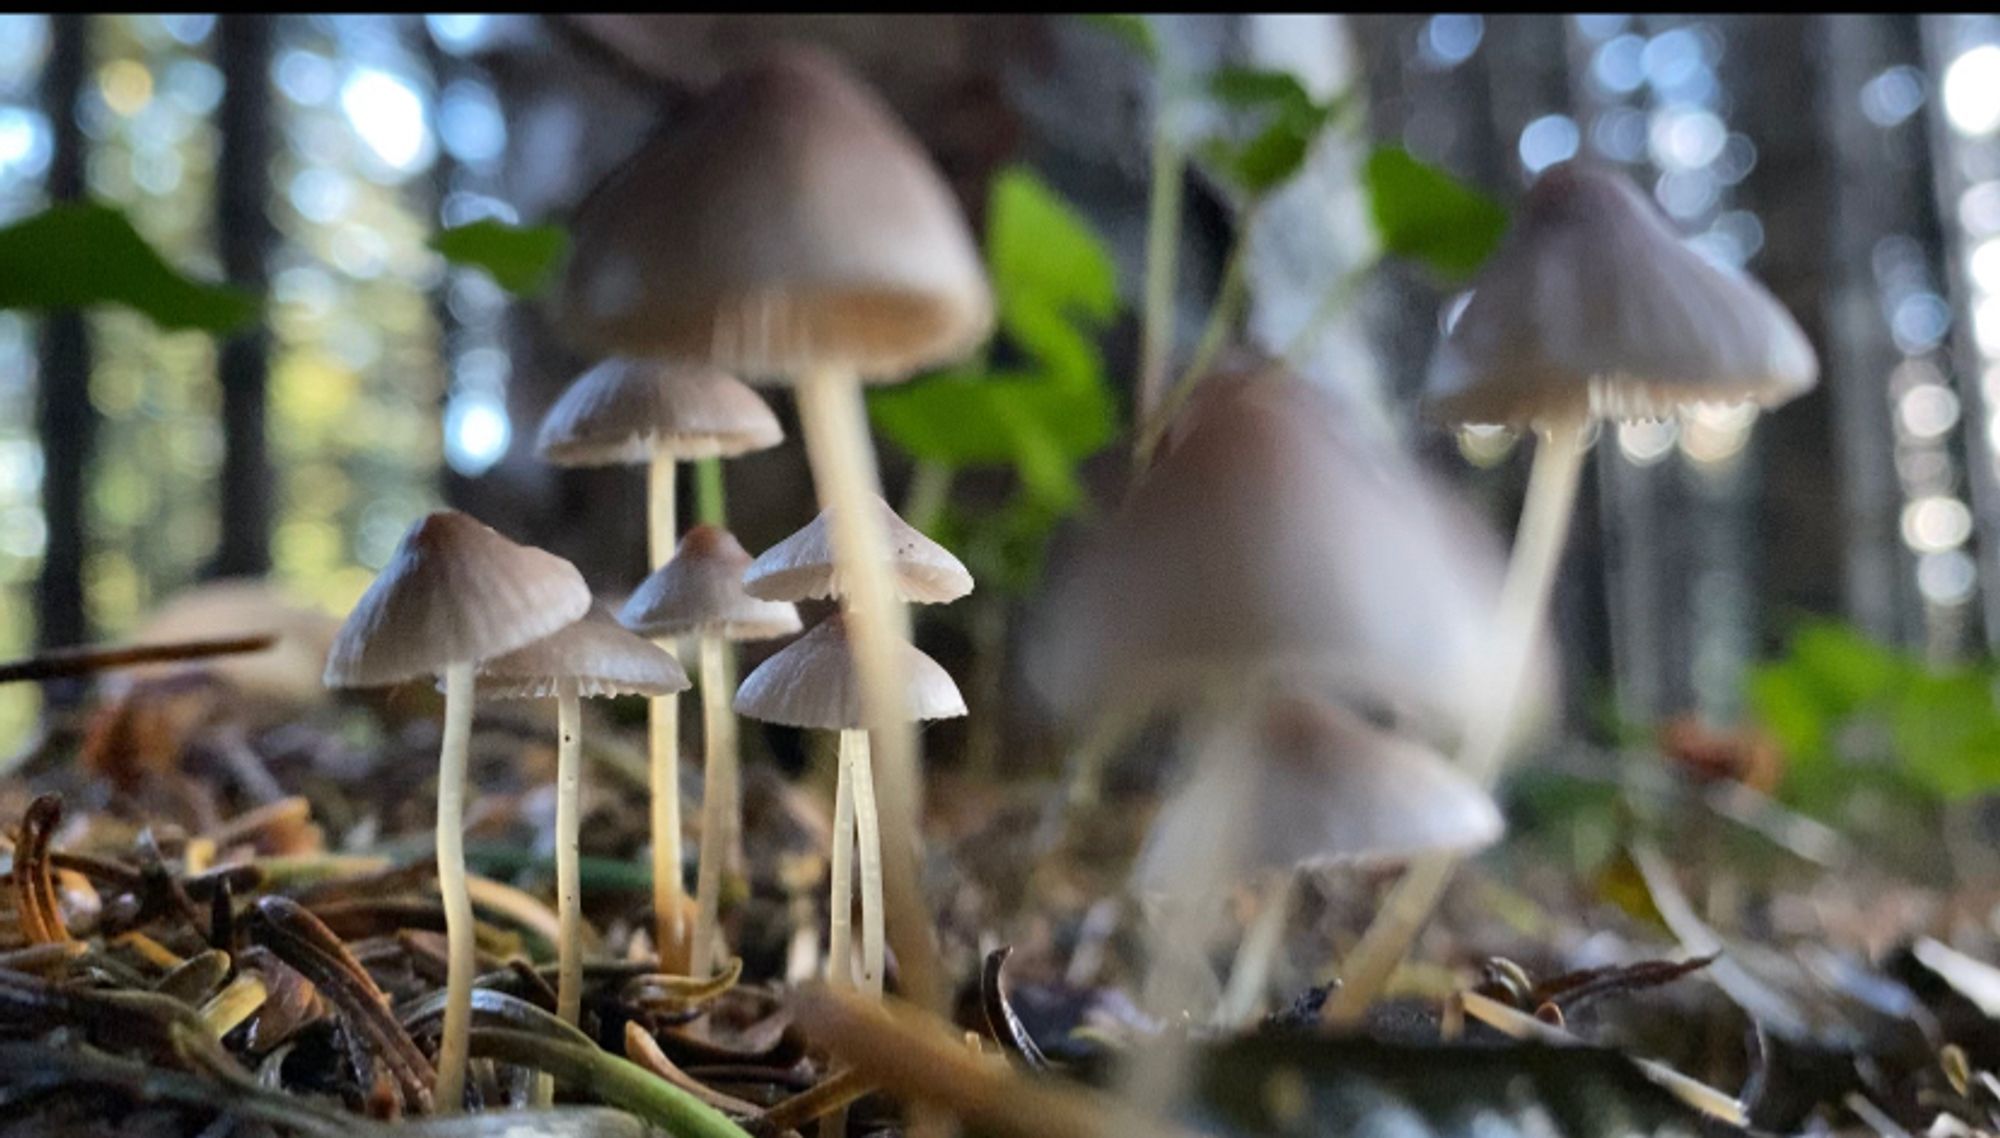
<box><xmin>554</xmin><ymin>47</ymin><xmax>993</xmax><ymax>1012</ymax></box>
<box><xmin>618</xmin><ymin>526</ymin><xmax>801</xmax><ymax>980</ymax></box>
<box><xmin>323</xmin><ymin>511</ymin><xmax>590</xmax><ymax>1113</ymax></box>
<box><xmin>536</xmin><ymin>357</ymin><xmax>782</xmax><ymax>971</ymax></box>
<box><xmin>741</xmin><ymin>495</ymin><xmax>971</xmax><ymax>996</ymax></box>
<box><xmin>470</xmin><ymin>605</ymin><xmax>688</xmax><ymax>1029</ymax></box>
<box><xmin>1324</xmin><ymin>160</ymin><xmax>1820</xmax><ymax>1024</ymax></box>
<box><xmin>733</xmin><ymin>612</ymin><xmax>965</xmax><ymax>998</ymax></box>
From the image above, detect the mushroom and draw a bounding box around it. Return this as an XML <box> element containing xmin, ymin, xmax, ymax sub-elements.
<box><xmin>536</xmin><ymin>357</ymin><xmax>782</xmax><ymax>971</ymax></box>
<box><xmin>323</xmin><ymin>510</ymin><xmax>590</xmax><ymax>1113</ymax></box>
<box><xmin>1029</xmin><ymin>364</ymin><xmax>1546</xmax><ymax>756</ymax></box>
<box><xmin>742</xmin><ymin>493</ymin><xmax>974</xmax><ymax>606</ymax></box>
<box><xmin>471</xmin><ymin>605</ymin><xmax>689</xmax><ymax>1031</ymax></box>
<box><xmin>1327</xmin><ymin>160</ymin><xmax>1820</xmax><ymax>1022</ymax></box>
<box><xmin>555</xmin><ymin>46</ymin><xmax>992</xmax><ymax>1012</ymax></box>
<box><xmin>734</xmin><ymin>612</ymin><xmax>965</xmax><ymax>997</ymax></box>
<box><xmin>619</xmin><ymin>525</ymin><xmax>801</xmax><ymax>980</ymax></box>
<box><xmin>1135</xmin><ymin>691</ymin><xmax>1502</xmax><ymax>1025</ymax></box>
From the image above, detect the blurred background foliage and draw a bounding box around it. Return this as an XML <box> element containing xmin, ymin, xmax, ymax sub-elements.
<box><xmin>0</xmin><ymin>13</ymin><xmax>1997</xmax><ymax>853</ymax></box>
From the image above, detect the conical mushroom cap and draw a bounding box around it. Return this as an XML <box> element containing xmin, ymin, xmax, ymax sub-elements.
<box><xmin>536</xmin><ymin>358</ymin><xmax>783</xmax><ymax>466</ymax></box>
<box><xmin>621</xmin><ymin>525</ymin><xmax>803</xmax><ymax>642</ymax></box>
<box><xmin>742</xmin><ymin>495</ymin><xmax>972</xmax><ymax>605</ymax></box>
<box><xmin>732</xmin><ymin>612</ymin><xmax>964</xmax><ymax>730</ymax></box>
<box><xmin>324</xmin><ymin>511</ymin><xmax>592</xmax><ymax>688</ymax></box>
<box><xmin>554</xmin><ymin>45</ymin><xmax>993</xmax><ymax>380</ymax></box>
<box><xmin>473</xmin><ymin>605</ymin><xmax>691</xmax><ymax>700</ymax></box>
<box><xmin>1027</xmin><ymin>368</ymin><xmax>1552</xmax><ymax>743</ymax></box>
<box><xmin>1135</xmin><ymin>694</ymin><xmax>1504</xmax><ymax>891</ymax></box>
<box><xmin>1426</xmin><ymin>161</ymin><xmax>1818</xmax><ymax>426</ymax></box>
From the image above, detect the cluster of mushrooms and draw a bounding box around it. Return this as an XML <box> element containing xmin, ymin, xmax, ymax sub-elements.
<box><xmin>325</xmin><ymin>47</ymin><xmax>988</xmax><ymax>1111</ymax></box>
<box><xmin>320</xmin><ymin>42</ymin><xmax>1821</xmax><ymax>1126</ymax></box>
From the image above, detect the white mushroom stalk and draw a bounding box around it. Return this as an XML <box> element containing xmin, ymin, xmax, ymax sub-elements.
<box><xmin>433</xmin><ymin>661</ymin><xmax>478</xmax><ymax>1112</ymax></box>
<box><xmin>794</xmin><ymin>366</ymin><xmax>929</xmax><ymax>1007</ymax></box>
<box><xmin>647</xmin><ymin>453</ymin><xmax>686</xmax><ymax>972</ymax></box>
<box><xmin>692</xmin><ymin>635</ymin><xmax>739</xmax><ymax>980</ymax></box>
<box><xmin>554</xmin><ymin>677</ymin><xmax>584</xmax><ymax>1026</ymax></box>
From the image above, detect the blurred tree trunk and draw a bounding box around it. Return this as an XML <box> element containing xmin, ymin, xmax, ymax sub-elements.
<box><xmin>35</xmin><ymin>13</ymin><xmax>91</xmax><ymax>659</ymax></box>
<box><xmin>209</xmin><ymin>13</ymin><xmax>276</xmax><ymax>580</ymax></box>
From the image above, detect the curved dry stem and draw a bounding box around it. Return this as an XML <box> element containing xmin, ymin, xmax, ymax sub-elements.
<box><xmin>794</xmin><ymin>366</ymin><xmax>939</xmax><ymax>1014</ymax></box>
<box><xmin>434</xmin><ymin>661</ymin><xmax>478</xmax><ymax>1113</ymax></box>
<box><xmin>692</xmin><ymin>637</ymin><xmax>738</xmax><ymax>980</ymax></box>
<box><xmin>1323</xmin><ymin>419</ymin><xmax>1590</xmax><ymax>1026</ymax></box>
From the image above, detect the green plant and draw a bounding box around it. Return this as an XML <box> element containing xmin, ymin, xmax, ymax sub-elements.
<box><xmin>1747</xmin><ymin>618</ymin><xmax>2000</xmax><ymax>811</ymax></box>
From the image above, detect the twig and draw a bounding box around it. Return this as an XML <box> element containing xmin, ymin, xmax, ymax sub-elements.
<box><xmin>0</xmin><ymin>633</ymin><xmax>276</xmax><ymax>684</ymax></box>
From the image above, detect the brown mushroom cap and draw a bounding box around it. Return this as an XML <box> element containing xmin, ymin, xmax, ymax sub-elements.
<box><xmin>1135</xmin><ymin>693</ymin><xmax>1504</xmax><ymax>890</ymax></box>
<box><xmin>553</xmin><ymin>45</ymin><xmax>993</xmax><ymax>381</ymax></box>
<box><xmin>473</xmin><ymin>605</ymin><xmax>691</xmax><ymax>700</ymax></box>
<box><xmin>620</xmin><ymin>525</ymin><xmax>804</xmax><ymax>642</ymax></box>
<box><xmin>1026</xmin><ymin>367</ymin><xmax>1553</xmax><ymax>743</ymax></box>
<box><xmin>536</xmin><ymin>358</ymin><xmax>783</xmax><ymax>466</ymax></box>
<box><xmin>742</xmin><ymin>494</ymin><xmax>972</xmax><ymax>605</ymax></box>
<box><xmin>324</xmin><ymin>511</ymin><xmax>592</xmax><ymax>688</ymax></box>
<box><xmin>732</xmin><ymin>612</ymin><xmax>964</xmax><ymax>730</ymax></box>
<box><xmin>1426</xmin><ymin>161</ymin><xmax>1818</xmax><ymax>426</ymax></box>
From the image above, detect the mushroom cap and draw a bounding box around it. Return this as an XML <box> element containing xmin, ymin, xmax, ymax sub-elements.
<box><xmin>732</xmin><ymin>612</ymin><xmax>964</xmax><ymax>730</ymax></box>
<box><xmin>1135</xmin><ymin>693</ymin><xmax>1504</xmax><ymax>891</ymax></box>
<box><xmin>620</xmin><ymin>525</ymin><xmax>804</xmax><ymax>642</ymax></box>
<box><xmin>472</xmin><ymin>605</ymin><xmax>691</xmax><ymax>700</ymax></box>
<box><xmin>742</xmin><ymin>494</ymin><xmax>972</xmax><ymax>605</ymax></box>
<box><xmin>1026</xmin><ymin>367</ymin><xmax>1553</xmax><ymax>743</ymax></box>
<box><xmin>1425</xmin><ymin>161</ymin><xmax>1818</xmax><ymax>426</ymax></box>
<box><xmin>536</xmin><ymin>358</ymin><xmax>784</xmax><ymax>466</ymax></box>
<box><xmin>324</xmin><ymin>511</ymin><xmax>592</xmax><ymax>688</ymax></box>
<box><xmin>553</xmin><ymin>45</ymin><xmax>993</xmax><ymax>381</ymax></box>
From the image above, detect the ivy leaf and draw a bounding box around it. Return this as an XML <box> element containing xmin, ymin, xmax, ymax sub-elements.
<box><xmin>1363</xmin><ymin>146</ymin><xmax>1507</xmax><ymax>280</ymax></box>
<box><xmin>431</xmin><ymin>219</ymin><xmax>570</xmax><ymax>296</ymax></box>
<box><xmin>0</xmin><ymin>202</ymin><xmax>257</xmax><ymax>333</ymax></box>
<box><xmin>1077</xmin><ymin>14</ymin><xmax>1157</xmax><ymax>63</ymax></box>
<box><xmin>1206</xmin><ymin>66</ymin><xmax>1317</xmax><ymax>115</ymax></box>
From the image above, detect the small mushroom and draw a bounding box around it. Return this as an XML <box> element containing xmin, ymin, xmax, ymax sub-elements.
<box><xmin>323</xmin><ymin>510</ymin><xmax>590</xmax><ymax>1113</ymax></box>
<box><xmin>555</xmin><ymin>46</ymin><xmax>992</xmax><ymax>1012</ymax></box>
<box><xmin>536</xmin><ymin>356</ymin><xmax>782</xmax><ymax>972</ymax></box>
<box><xmin>734</xmin><ymin>612</ymin><xmax>964</xmax><ymax>997</ymax></box>
<box><xmin>1330</xmin><ymin>160</ymin><xmax>1820</xmax><ymax>1023</ymax></box>
<box><xmin>472</xmin><ymin>605</ymin><xmax>688</xmax><ymax>1032</ymax></box>
<box><xmin>620</xmin><ymin>525</ymin><xmax>801</xmax><ymax>980</ymax></box>
<box><xmin>742</xmin><ymin>493</ymin><xmax>974</xmax><ymax>606</ymax></box>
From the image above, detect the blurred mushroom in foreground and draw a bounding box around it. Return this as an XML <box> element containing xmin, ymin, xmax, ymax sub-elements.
<box><xmin>1329</xmin><ymin>159</ymin><xmax>1821</xmax><ymax>1023</ymax></box>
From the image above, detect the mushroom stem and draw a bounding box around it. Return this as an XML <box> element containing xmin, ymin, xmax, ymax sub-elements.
<box><xmin>1213</xmin><ymin>869</ymin><xmax>1295</xmax><ymax>1028</ymax></box>
<box><xmin>648</xmin><ymin>453</ymin><xmax>689</xmax><ymax>972</ymax></box>
<box><xmin>555</xmin><ymin>678</ymin><xmax>584</xmax><ymax>1026</ymax></box>
<box><xmin>846</xmin><ymin>729</ymin><xmax>885</xmax><ymax>999</ymax></box>
<box><xmin>1323</xmin><ymin>418</ymin><xmax>1590</xmax><ymax>1025</ymax></box>
<box><xmin>434</xmin><ymin>661</ymin><xmax>477</xmax><ymax>1113</ymax></box>
<box><xmin>828</xmin><ymin>731</ymin><xmax>857</xmax><ymax>991</ymax></box>
<box><xmin>794</xmin><ymin>365</ymin><xmax>939</xmax><ymax>1014</ymax></box>
<box><xmin>692</xmin><ymin>636</ymin><xmax>738</xmax><ymax>980</ymax></box>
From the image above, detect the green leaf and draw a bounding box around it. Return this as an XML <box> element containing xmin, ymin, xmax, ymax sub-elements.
<box><xmin>1363</xmin><ymin>146</ymin><xmax>1508</xmax><ymax>280</ymax></box>
<box><xmin>431</xmin><ymin>219</ymin><xmax>569</xmax><ymax>296</ymax></box>
<box><xmin>0</xmin><ymin>202</ymin><xmax>257</xmax><ymax>333</ymax></box>
<box><xmin>987</xmin><ymin>168</ymin><xmax>1118</xmax><ymax>326</ymax></box>
<box><xmin>1206</xmin><ymin>66</ymin><xmax>1316</xmax><ymax>115</ymax></box>
<box><xmin>1077</xmin><ymin>14</ymin><xmax>1157</xmax><ymax>63</ymax></box>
